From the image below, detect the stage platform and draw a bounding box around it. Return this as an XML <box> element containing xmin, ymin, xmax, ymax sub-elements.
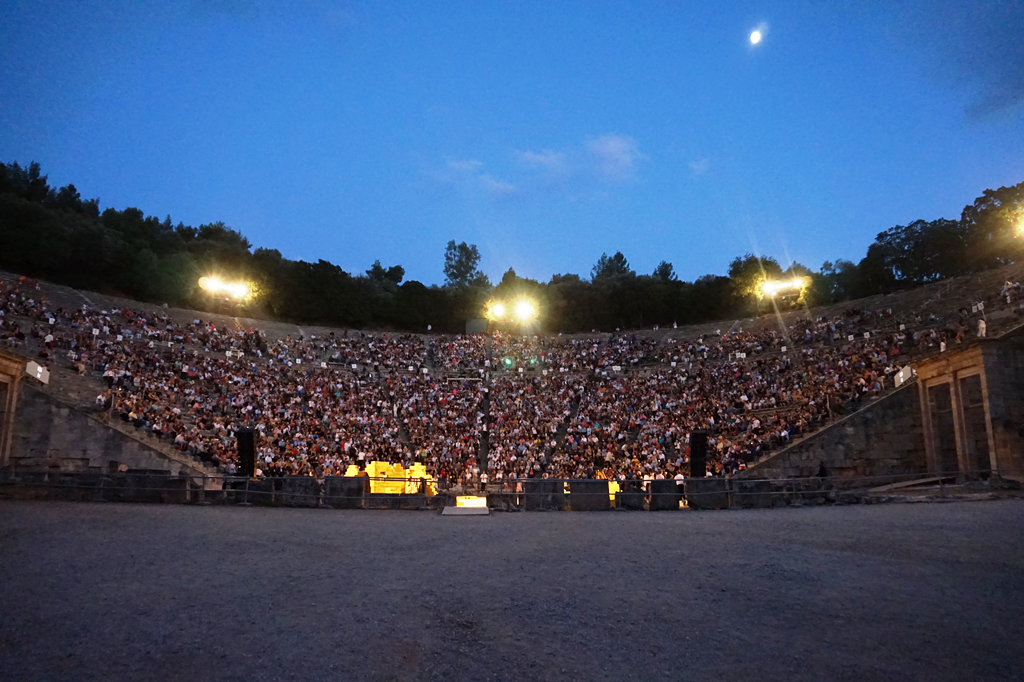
<box><xmin>441</xmin><ymin>496</ymin><xmax>489</xmax><ymax>516</ymax></box>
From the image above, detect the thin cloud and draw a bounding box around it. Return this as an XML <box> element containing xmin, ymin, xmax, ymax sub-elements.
<box><xmin>516</xmin><ymin>133</ymin><xmax>647</xmax><ymax>187</ymax></box>
<box><xmin>480</xmin><ymin>175</ymin><xmax>517</xmax><ymax>198</ymax></box>
<box><xmin>437</xmin><ymin>133</ymin><xmax>645</xmax><ymax>203</ymax></box>
<box><xmin>437</xmin><ymin>158</ymin><xmax>516</xmax><ymax>199</ymax></box>
<box><xmin>516</xmin><ymin>149</ymin><xmax>566</xmax><ymax>172</ymax></box>
<box><xmin>585</xmin><ymin>134</ymin><xmax>647</xmax><ymax>182</ymax></box>
<box><xmin>689</xmin><ymin>158</ymin><xmax>710</xmax><ymax>177</ymax></box>
<box><xmin>447</xmin><ymin>158</ymin><xmax>483</xmax><ymax>173</ymax></box>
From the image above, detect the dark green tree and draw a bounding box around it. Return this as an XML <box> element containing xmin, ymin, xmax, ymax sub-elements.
<box><xmin>728</xmin><ymin>254</ymin><xmax>783</xmax><ymax>301</ymax></box>
<box><xmin>4</xmin><ymin>159</ymin><xmax>1023</xmax><ymax>334</ymax></box>
<box><xmin>443</xmin><ymin>240</ymin><xmax>487</xmax><ymax>287</ymax></box>
<box><xmin>961</xmin><ymin>182</ymin><xmax>1024</xmax><ymax>270</ymax></box>
<box><xmin>591</xmin><ymin>251</ymin><xmax>634</xmax><ymax>280</ymax></box>
<box><xmin>868</xmin><ymin>219</ymin><xmax>968</xmax><ymax>284</ymax></box>
<box><xmin>366</xmin><ymin>260</ymin><xmax>405</xmax><ymax>285</ymax></box>
<box><xmin>854</xmin><ymin>243</ymin><xmax>899</xmax><ymax>296</ymax></box>
<box><xmin>652</xmin><ymin>260</ymin><xmax>676</xmax><ymax>282</ymax></box>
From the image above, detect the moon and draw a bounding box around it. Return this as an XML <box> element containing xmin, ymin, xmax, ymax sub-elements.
<box><xmin>750</xmin><ymin>30</ymin><xmax>762</xmax><ymax>44</ymax></box>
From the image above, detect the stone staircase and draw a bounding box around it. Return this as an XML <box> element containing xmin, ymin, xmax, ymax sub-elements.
<box><xmin>477</xmin><ymin>387</ymin><xmax>491</xmax><ymax>473</ymax></box>
<box><xmin>3</xmin><ymin>343</ymin><xmax>219</xmax><ymax>479</ymax></box>
<box><xmin>100</xmin><ymin>412</ymin><xmax>219</xmax><ymax>477</ymax></box>
<box><xmin>10</xmin><ymin>382</ymin><xmax>218</xmax><ymax>480</ymax></box>
<box><xmin>736</xmin><ymin>382</ymin><xmax>923</xmax><ymax>482</ymax></box>
<box><xmin>740</xmin><ymin>319</ymin><xmax>1024</xmax><ymax>480</ymax></box>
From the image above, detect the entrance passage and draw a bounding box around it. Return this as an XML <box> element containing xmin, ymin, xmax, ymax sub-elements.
<box><xmin>958</xmin><ymin>374</ymin><xmax>991</xmax><ymax>478</ymax></box>
<box><xmin>0</xmin><ymin>379</ymin><xmax>7</xmax><ymax>456</ymax></box>
<box><xmin>928</xmin><ymin>383</ymin><xmax>958</xmax><ymax>475</ymax></box>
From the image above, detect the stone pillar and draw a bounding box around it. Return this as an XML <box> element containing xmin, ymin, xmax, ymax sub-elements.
<box><xmin>0</xmin><ymin>352</ymin><xmax>27</xmax><ymax>467</ymax></box>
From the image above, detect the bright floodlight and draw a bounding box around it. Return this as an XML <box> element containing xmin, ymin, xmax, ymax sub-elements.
<box><xmin>761</xmin><ymin>277</ymin><xmax>809</xmax><ymax>298</ymax></box>
<box><xmin>750</xmin><ymin>30</ymin><xmax>762</xmax><ymax>44</ymax></box>
<box><xmin>513</xmin><ymin>298</ymin><xmax>538</xmax><ymax>322</ymax></box>
<box><xmin>484</xmin><ymin>300</ymin><xmax>507</xmax><ymax>321</ymax></box>
<box><xmin>198</xmin><ymin>276</ymin><xmax>251</xmax><ymax>300</ymax></box>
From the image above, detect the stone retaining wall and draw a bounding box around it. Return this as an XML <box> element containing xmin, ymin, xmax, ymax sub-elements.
<box><xmin>8</xmin><ymin>383</ymin><xmax>207</xmax><ymax>477</ymax></box>
<box><xmin>738</xmin><ymin>384</ymin><xmax>927</xmax><ymax>483</ymax></box>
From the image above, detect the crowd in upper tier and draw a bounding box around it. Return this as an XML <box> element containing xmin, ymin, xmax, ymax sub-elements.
<box><xmin>2</xmin><ymin>271</ymin><xmax>1020</xmax><ymax>484</ymax></box>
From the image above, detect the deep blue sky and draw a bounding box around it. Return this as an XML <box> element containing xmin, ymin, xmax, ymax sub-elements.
<box><xmin>2</xmin><ymin>1</ymin><xmax>1023</xmax><ymax>286</ymax></box>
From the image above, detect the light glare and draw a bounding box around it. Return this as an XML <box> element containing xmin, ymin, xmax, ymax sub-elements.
<box><xmin>198</xmin><ymin>276</ymin><xmax>251</xmax><ymax>300</ymax></box>
<box><xmin>484</xmin><ymin>300</ymin><xmax>507</xmax><ymax>321</ymax></box>
<box><xmin>514</xmin><ymin>299</ymin><xmax>537</xmax><ymax>322</ymax></box>
<box><xmin>750</xmin><ymin>30</ymin><xmax>762</xmax><ymax>44</ymax></box>
<box><xmin>485</xmin><ymin>298</ymin><xmax>538</xmax><ymax>323</ymax></box>
<box><xmin>761</xmin><ymin>277</ymin><xmax>809</xmax><ymax>298</ymax></box>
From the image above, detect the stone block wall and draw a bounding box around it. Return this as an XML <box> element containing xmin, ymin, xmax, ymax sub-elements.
<box><xmin>9</xmin><ymin>383</ymin><xmax>207</xmax><ymax>477</ymax></box>
<box><xmin>738</xmin><ymin>384</ymin><xmax>927</xmax><ymax>484</ymax></box>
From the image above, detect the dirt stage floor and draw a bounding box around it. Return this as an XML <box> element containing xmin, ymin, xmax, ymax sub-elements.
<box><xmin>1</xmin><ymin>500</ymin><xmax>1022</xmax><ymax>682</ymax></box>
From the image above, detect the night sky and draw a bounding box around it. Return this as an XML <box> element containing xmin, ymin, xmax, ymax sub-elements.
<box><xmin>2</xmin><ymin>0</ymin><xmax>1022</xmax><ymax>285</ymax></box>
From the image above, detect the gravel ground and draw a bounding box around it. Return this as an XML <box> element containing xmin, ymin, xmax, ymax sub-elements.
<box><xmin>1</xmin><ymin>500</ymin><xmax>1022</xmax><ymax>682</ymax></box>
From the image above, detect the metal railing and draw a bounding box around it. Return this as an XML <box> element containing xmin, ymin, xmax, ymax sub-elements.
<box><xmin>0</xmin><ymin>468</ymin><xmax>1017</xmax><ymax>510</ymax></box>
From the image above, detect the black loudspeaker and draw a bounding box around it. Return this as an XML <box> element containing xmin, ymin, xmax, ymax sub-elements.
<box><xmin>237</xmin><ymin>429</ymin><xmax>256</xmax><ymax>477</ymax></box>
<box><xmin>689</xmin><ymin>430</ymin><xmax>708</xmax><ymax>478</ymax></box>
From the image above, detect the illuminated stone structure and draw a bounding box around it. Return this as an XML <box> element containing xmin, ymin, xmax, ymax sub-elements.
<box><xmin>915</xmin><ymin>326</ymin><xmax>1024</xmax><ymax>482</ymax></box>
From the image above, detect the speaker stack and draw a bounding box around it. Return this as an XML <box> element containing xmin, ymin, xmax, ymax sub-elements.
<box><xmin>237</xmin><ymin>429</ymin><xmax>256</xmax><ymax>477</ymax></box>
<box><xmin>689</xmin><ymin>430</ymin><xmax>708</xmax><ymax>478</ymax></box>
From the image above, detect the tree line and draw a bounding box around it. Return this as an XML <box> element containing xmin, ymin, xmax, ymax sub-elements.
<box><xmin>1</xmin><ymin>160</ymin><xmax>1021</xmax><ymax>333</ymax></box>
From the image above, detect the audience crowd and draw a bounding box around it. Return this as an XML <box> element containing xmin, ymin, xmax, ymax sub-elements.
<box><xmin>2</xmin><ymin>270</ymin><xmax>1017</xmax><ymax>485</ymax></box>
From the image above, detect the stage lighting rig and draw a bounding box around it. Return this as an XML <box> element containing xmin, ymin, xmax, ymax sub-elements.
<box><xmin>484</xmin><ymin>297</ymin><xmax>539</xmax><ymax>325</ymax></box>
